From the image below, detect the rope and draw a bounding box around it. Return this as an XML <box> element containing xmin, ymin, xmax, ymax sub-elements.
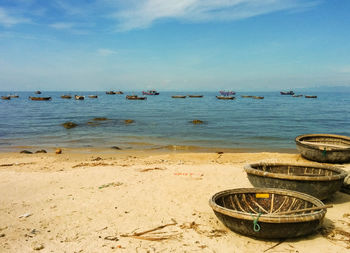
<box><xmin>323</xmin><ymin>148</ymin><xmax>327</xmax><ymax>157</ymax></box>
<box><xmin>251</xmin><ymin>212</ymin><xmax>262</xmax><ymax>232</ymax></box>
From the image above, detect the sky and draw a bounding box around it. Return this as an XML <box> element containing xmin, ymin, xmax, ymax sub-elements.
<box><xmin>0</xmin><ymin>0</ymin><xmax>350</xmax><ymax>91</ymax></box>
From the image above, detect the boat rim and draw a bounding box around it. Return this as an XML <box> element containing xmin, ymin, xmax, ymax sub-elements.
<box><xmin>295</xmin><ymin>134</ymin><xmax>350</xmax><ymax>151</ymax></box>
<box><xmin>209</xmin><ymin>188</ymin><xmax>326</xmax><ymax>223</ymax></box>
<box><xmin>244</xmin><ymin>162</ymin><xmax>347</xmax><ymax>182</ymax></box>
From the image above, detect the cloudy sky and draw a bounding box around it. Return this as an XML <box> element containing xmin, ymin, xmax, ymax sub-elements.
<box><xmin>0</xmin><ymin>0</ymin><xmax>349</xmax><ymax>91</ymax></box>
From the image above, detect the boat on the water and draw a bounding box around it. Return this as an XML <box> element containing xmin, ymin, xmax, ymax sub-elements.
<box><xmin>61</xmin><ymin>95</ymin><xmax>72</xmax><ymax>99</ymax></box>
<box><xmin>171</xmin><ymin>95</ymin><xmax>186</xmax><ymax>98</ymax></box>
<box><xmin>292</xmin><ymin>94</ymin><xmax>303</xmax><ymax>97</ymax></box>
<box><xmin>241</xmin><ymin>95</ymin><xmax>253</xmax><ymax>98</ymax></box>
<box><xmin>1</xmin><ymin>96</ymin><xmax>11</xmax><ymax>100</ymax></box>
<box><xmin>219</xmin><ymin>91</ymin><xmax>236</xmax><ymax>96</ymax></box>
<box><xmin>9</xmin><ymin>95</ymin><xmax>19</xmax><ymax>98</ymax></box>
<box><xmin>209</xmin><ymin>188</ymin><xmax>327</xmax><ymax>239</ymax></box>
<box><xmin>35</xmin><ymin>91</ymin><xmax>42</xmax><ymax>94</ymax></box>
<box><xmin>295</xmin><ymin>134</ymin><xmax>350</xmax><ymax>163</ymax></box>
<box><xmin>29</xmin><ymin>96</ymin><xmax>51</xmax><ymax>101</ymax></box>
<box><xmin>126</xmin><ymin>95</ymin><xmax>147</xmax><ymax>100</ymax></box>
<box><xmin>280</xmin><ymin>91</ymin><xmax>295</xmax><ymax>95</ymax></box>
<box><xmin>115</xmin><ymin>91</ymin><xmax>123</xmax><ymax>94</ymax></box>
<box><xmin>252</xmin><ymin>96</ymin><xmax>264</xmax><ymax>99</ymax></box>
<box><xmin>305</xmin><ymin>95</ymin><xmax>317</xmax><ymax>98</ymax></box>
<box><xmin>142</xmin><ymin>90</ymin><xmax>159</xmax><ymax>95</ymax></box>
<box><xmin>75</xmin><ymin>95</ymin><xmax>85</xmax><ymax>100</ymax></box>
<box><xmin>88</xmin><ymin>95</ymin><xmax>98</xmax><ymax>98</ymax></box>
<box><xmin>188</xmin><ymin>95</ymin><xmax>203</xmax><ymax>98</ymax></box>
<box><xmin>244</xmin><ymin>163</ymin><xmax>347</xmax><ymax>200</ymax></box>
<box><xmin>106</xmin><ymin>91</ymin><xmax>115</xmax><ymax>95</ymax></box>
<box><xmin>216</xmin><ymin>96</ymin><xmax>235</xmax><ymax>100</ymax></box>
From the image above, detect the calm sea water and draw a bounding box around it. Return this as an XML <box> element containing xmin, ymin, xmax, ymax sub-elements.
<box><xmin>0</xmin><ymin>91</ymin><xmax>349</xmax><ymax>152</ymax></box>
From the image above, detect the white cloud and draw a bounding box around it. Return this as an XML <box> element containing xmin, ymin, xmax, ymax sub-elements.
<box><xmin>50</xmin><ymin>22</ymin><xmax>75</xmax><ymax>30</ymax></box>
<box><xmin>337</xmin><ymin>65</ymin><xmax>350</xmax><ymax>74</ymax></box>
<box><xmin>113</xmin><ymin>0</ymin><xmax>320</xmax><ymax>31</ymax></box>
<box><xmin>97</xmin><ymin>48</ymin><xmax>118</xmax><ymax>56</ymax></box>
<box><xmin>0</xmin><ymin>7</ymin><xmax>30</xmax><ymax>27</ymax></box>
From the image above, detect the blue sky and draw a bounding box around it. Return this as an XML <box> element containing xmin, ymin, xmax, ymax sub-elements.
<box><xmin>0</xmin><ymin>0</ymin><xmax>350</xmax><ymax>91</ymax></box>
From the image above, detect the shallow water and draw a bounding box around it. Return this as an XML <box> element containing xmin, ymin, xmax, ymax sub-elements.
<box><xmin>0</xmin><ymin>91</ymin><xmax>349</xmax><ymax>152</ymax></box>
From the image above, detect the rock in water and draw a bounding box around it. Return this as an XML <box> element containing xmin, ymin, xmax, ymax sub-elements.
<box><xmin>62</xmin><ymin>122</ymin><xmax>78</xmax><ymax>129</ymax></box>
<box><xmin>35</xmin><ymin>149</ymin><xmax>47</xmax><ymax>153</ymax></box>
<box><xmin>20</xmin><ymin>150</ymin><xmax>33</xmax><ymax>154</ymax></box>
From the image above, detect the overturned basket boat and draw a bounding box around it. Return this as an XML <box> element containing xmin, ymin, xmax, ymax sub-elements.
<box><xmin>295</xmin><ymin>134</ymin><xmax>350</xmax><ymax>163</ymax></box>
<box><xmin>209</xmin><ymin>188</ymin><xmax>327</xmax><ymax>239</ymax></box>
<box><xmin>244</xmin><ymin>163</ymin><xmax>347</xmax><ymax>200</ymax></box>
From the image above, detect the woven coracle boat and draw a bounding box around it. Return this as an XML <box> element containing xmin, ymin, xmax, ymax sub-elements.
<box><xmin>244</xmin><ymin>163</ymin><xmax>347</xmax><ymax>200</ymax></box>
<box><xmin>209</xmin><ymin>188</ymin><xmax>327</xmax><ymax>239</ymax></box>
<box><xmin>295</xmin><ymin>134</ymin><xmax>350</xmax><ymax>163</ymax></box>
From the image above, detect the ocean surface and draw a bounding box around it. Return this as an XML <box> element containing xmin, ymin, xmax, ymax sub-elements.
<box><xmin>0</xmin><ymin>91</ymin><xmax>349</xmax><ymax>152</ymax></box>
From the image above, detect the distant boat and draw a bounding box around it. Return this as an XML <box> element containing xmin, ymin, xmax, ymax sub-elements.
<box><xmin>9</xmin><ymin>95</ymin><xmax>19</xmax><ymax>98</ymax></box>
<box><xmin>126</xmin><ymin>95</ymin><xmax>147</xmax><ymax>100</ymax></box>
<box><xmin>305</xmin><ymin>95</ymin><xmax>317</xmax><ymax>99</ymax></box>
<box><xmin>188</xmin><ymin>95</ymin><xmax>203</xmax><ymax>98</ymax></box>
<box><xmin>106</xmin><ymin>91</ymin><xmax>115</xmax><ymax>95</ymax></box>
<box><xmin>219</xmin><ymin>91</ymin><xmax>236</xmax><ymax>96</ymax></box>
<box><xmin>29</xmin><ymin>96</ymin><xmax>51</xmax><ymax>101</ymax></box>
<box><xmin>241</xmin><ymin>95</ymin><xmax>254</xmax><ymax>98</ymax></box>
<box><xmin>75</xmin><ymin>95</ymin><xmax>85</xmax><ymax>100</ymax></box>
<box><xmin>35</xmin><ymin>91</ymin><xmax>42</xmax><ymax>94</ymax></box>
<box><xmin>61</xmin><ymin>95</ymin><xmax>72</xmax><ymax>99</ymax></box>
<box><xmin>115</xmin><ymin>91</ymin><xmax>124</xmax><ymax>94</ymax></box>
<box><xmin>172</xmin><ymin>95</ymin><xmax>186</xmax><ymax>98</ymax></box>
<box><xmin>252</xmin><ymin>96</ymin><xmax>264</xmax><ymax>99</ymax></box>
<box><xmin>88</xmin><ymin>95</ymin><xmax>98</xmax><ymax>98</ymax></box>
<box><xmin>142</xmin><ymin>90</ymin><xmax>159</xmax><ymax>95</ymax></box>
<box><xmin>216</xmin><ymin>96</ymin><xmax>235</xmax><ymax>100</ymax></box>
<box><xmin>1</xmin><ymin>96</ymin><xmax>11</xmax><ymax>100</ymax></box>
<box><xmin>292</xmin><ymin>94</ymin><xmax>303</xmax><ymax>97</ymax></box>
<box><xmin>280</xmin><ymin>91</ymin><xmax>295</xmax><ymax>95</ymax></box>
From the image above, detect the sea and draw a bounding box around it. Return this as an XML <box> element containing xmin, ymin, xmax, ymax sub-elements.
<box><xmin>0</xmin><ymin>91</ymin><xmax>349</xmax><ymax>153</ymax></box>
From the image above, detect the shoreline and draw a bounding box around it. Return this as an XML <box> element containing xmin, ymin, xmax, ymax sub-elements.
<box><xmin>0</xmin><ymin>151</ymin><xmax>349</xmax><ymax>252</ymax></box>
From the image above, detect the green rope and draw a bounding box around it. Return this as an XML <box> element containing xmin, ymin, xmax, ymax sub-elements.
<box><xmin>323</xmin><ymin>148</ymin><xmax>327</xmax><ymax>157</ymax></box>
<box><xmin>251</xmin><ymin>212</ymin><xmax>262</xmax><ymax>232</ymax></box>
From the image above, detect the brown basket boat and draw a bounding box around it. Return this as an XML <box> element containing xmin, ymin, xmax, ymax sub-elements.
<box><xmin>209</xmin><ymin>188</ymin><xmax>327</xmax><ymax>239</ymax></box>
<box><xmin>88</xmin><ymin>95</ymin><xmax>98</xmax><ymax>98</ymax></box>
<box><xmin>295</xmin><ymin>134</ymin><xmax>350</xmax><ymax>163</ymax></box>
<box><xmin>244</xmin><ymin>163</ymin><xmax>347</xmax><ymax>200</ymax></box>
<box><xmin>1</xmin><ymin>96</ymin><xmax>11</xmax><ymax>100</ymax></box>
<box><xmin>188</xmin><ymin>95</ymin><xmax>203</xmax><ymax>98</ymax></box>
<box><xmin>61</xmin><ymin>95</ymin><xmax>72</xmax><ymax>99</ymax></box>
<box><xmin>216</xmin><ymin>96</ymin><xmax>235</xmax><ymax>100</ymax></box>
<box><xmin>29</xmin><ymin>96</ymin><xmax>51</xmax><ymax>101</ymax></box>
<box><xmin>172</xmin><ymin>95</ymin><xmax>186</xmax><ymax>98</ymax></box>
<box><xmin>126</xmin><ymin>95</ymin><xmax>147</xmax><ymax>100</ymax></box>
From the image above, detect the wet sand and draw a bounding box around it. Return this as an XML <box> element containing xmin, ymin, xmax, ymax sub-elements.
<box><xmin>0</xmin><ymin>150</ymin><xmax>349</xmax><ymax>252</ymax></box>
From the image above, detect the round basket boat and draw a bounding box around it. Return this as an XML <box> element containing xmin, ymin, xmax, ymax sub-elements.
<box><xmin>244</xmin><ymin>163</ymin><xmax>347</xmax><ymax>200</ymax></box>
<box><xmin>295</xmin><ymin>134</ymin><xmax>350</xmax><ymax>163</ymax></box>
<box><xmin>209</xmin><ymin>188</ymin><xmax>326</xmax><ymax>239</ymax></box>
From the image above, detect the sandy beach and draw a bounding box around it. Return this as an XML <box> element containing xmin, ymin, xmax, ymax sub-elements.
<box><xmin>0</xmin><ymin>150</ymin><xmax>349</xmax><ymax>252</ymax></box>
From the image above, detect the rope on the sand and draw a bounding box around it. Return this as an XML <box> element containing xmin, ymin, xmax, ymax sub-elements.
<box><xmin>251</xmin><ymin>212</ymin><xmax>262</xmax><ymax>232</ymax></box>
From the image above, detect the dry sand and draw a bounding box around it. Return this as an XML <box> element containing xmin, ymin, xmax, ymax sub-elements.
<box><xmin>0</xmin><ymin>150</ymin><xmax>349</xmax><ymax>253</ymax></box>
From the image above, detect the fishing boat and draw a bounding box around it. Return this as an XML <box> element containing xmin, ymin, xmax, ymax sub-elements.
<box><xmin>292</xmin><ymin>94</ymin><xmax>303</xmax><ymax>97</ymax></box>
<box><xmin>188</xmin><ymin>95</ymin><xmax>203</xmax><ymax>98</ymax></box>
<box><xmin>74</xmin><ymin>95</ymin><xmax>85</xmax><ymax>100</ymax></box>
<box><xmin>142</xmin><ymin>90</ymin><xmax>159</xmax><ymax>95</ymax></box>
<box><xmin>1</xmin><ymin>96</ymin><xmax>11</xmax><ymax>100</ymax></box>
<box><xmin>216</xmin><ymin>96</ymin><xmax>235</xmax><ymax>100</ymax></box>
<box><xmin>241</xmin><ymin>95</ymin><xmax>253</xmax><ymax>98</ymax></box>
<box><xmin>35</xmin><ymin>91</ymin><xmax>42</xmax><ymax>94</ymax></box>
<box><xmin>106</xmin><ymin>91</ymin><xmax>116</xmax><ymax>95</ymax></box>
<box><xmin>171</xmin><ymin>95</ymin><xmax>186</xmax><ymax>98</ymax></box>
<box><xmin>29</xmin><ymin>96</ymin><xmax>51</xmax><ymax>101</ymax></box>
<box><xmin>9</xmin><ymin>95</ymin><xmax>19</xmax><ymax>98</ymax></box>
<box><xmin>115</xmin><ymin>91</ymin><xmax>124</xmax><ymax>94</ymax></box>
<box><xmin>126</xmin><ymin>95</ymin><xmax>147</xmax><ymax>100</ymax></box>
<box><xmin>244</xmin><ymin>163</ymin><xmax>347</xmax><ymax>200</ymax></box>
<box><xmin>305</xmin><ymin>95</ymin><xmax>317</xmax><ymax>98</ymax></box>
<box><xmin>295</xmin><ymin>134</ymin><xmax>350</xmax><ymax>163</ymax></box>
<box><xmin>280</xmin><ymin>91</ymin><xmax>294</xmax><ymax>95</ymax></box>
<box><xmin>209</xmin><ymin>188</ymin><xmax>327</xmax><ymax>239</ymax></box>
<box><xmin>252</xmin><ymin>96</ymin><xmax>264</xmax><ymax>99</ymax></box>
<box><xmin>88</xmin><ymin>95</ymin><xmax>98</xmax><ymax>98</ymax></box>
<box><xmin>61</xmin><ymin>95</ymin><xmax>72</xmax><ymax>99</ymax></box>
<box><xmin>219</xmin><ymin>91</ymin><xmax>236</xmax><ymax>96</ymax></box>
